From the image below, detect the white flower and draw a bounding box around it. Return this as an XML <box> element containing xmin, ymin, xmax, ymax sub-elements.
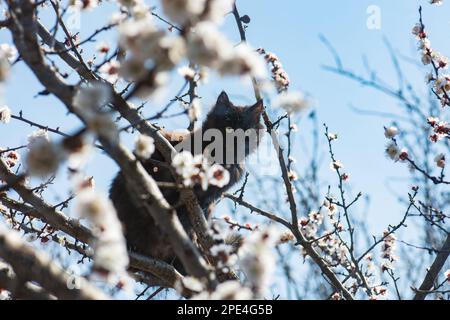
<box><xmin>118</xmin><ymin>19</ymin><xmax>158</xmax><ymax>57</ymax></box>
<box><xmin>73</xmin><ymin>83</ymin><xmax>117</xmax><ymax>140</ymax></box>
<box><xmin>135</xmin><ymin>134</ymin><xmax>155</xmax><ymax>159</ymax></box>
<box><xmin>73</xmin><ymin>83</ymin><xmax>110</xmax><ymax>112</ymax></box>
<box><xmin>85</xmin><ymin>112</ymin><xmax>118</xmax><ymax>141</ymax></box>
<box><xmin>308</xmin><ymin>211</ymin><xmax>324</xmax><ymax>225</ymax></box>
<box><xmin>328</xmin><ymin>133</ymin><xmax>338</xmax><ymax>141</ymax></box>
<box><xmin>434</xmin><ymin>153</ymin><xmax>446</xmax><ymax>168</ymax></box>
<box><xmin>0</xmin><ymin>55</ymin><xmax>10</xmax><ymax>81</ymax></box>
<box><xmin>172</xmin><ymin>151</ymin><xmax>196</xmax><ymax>177</ymax></box>
<box><xmin>161</xmin><ymin>0</ymin><xmax>205</xmax><ymax>25</ymax></box>
<box><xmin>176</xmin><ymin>276</ymin><xmax>204</xmax><ymax>294</ymax></box>
<box><xmin>385</xmin><ymin>141</ymin><xmax>399</xmax><ymax>161</ymax></box>
<box><xmin>27</xmin><ymin>129</ymin><xmax>50</xmax><ymax>146</ymax></box>
<box><xmin>218</xmin><ymin>44</ymin><xmax>267</xmax><ymax>79</ymax></box>
<box><xmin>178</xmin><ymin>66</ymin><xmax>196</xmax><ymax>80</ymax></box>
<box><xmin>238</xmin><ymin>227</ymin><xmax>280</xmax><ymax>297</ymax></box>
<box><xmin>119</xmin><ymin>57</ymin><xmax>148</xmax><ymax>81</ymax></box>
<box><xmin>75</xmin><ymin>190</ymin><xmax>129</xmax><ymax>275</ymax></box>
<box><xmin>99</xmin><ymin>60</ymin><xmax>120</xmax><ymax>83</ymax></box>
<box><xmin>207</xmin><ymin>164</ymin><xmax>230</xmax><ymax>187</ymax></box>
<box><xmin>203</xmin><ymin>0</ymin><xmax>234</xmax><ymax>24</ymax></box>
<box><xmin>273</xmin><ymin>91</ymin><xmax>310</xmax><ymax>114</ymax></box>
<box><xmin>0</xmin><ymin>105</ymin><xmax>11</xmax><ymax>124</ymax></box>
<box><xmin>96</xmin><ymin>41</ymin><xmax>110</xmax><ymax>55</ymax></box>
<box><xmin>330</xmin><ymin>160</ymin><xmax>343</xmax><ymax>170</ymax></box>
<box><xmin>0</xmin><ymin>44</ymin><xmax>17</xmax><ymax>62</ymax></box>
<box><xmin>187</xmin><ymin>22</ymin><xmax>234</xmax><ymax>68</ymax></box>
<box><xmin>26</xmin><ymin>138</ymin><xmax>62</xmax><ymax>177</ymax></box>
<box><xmin>384</xmin><ymin>126</ymin><xmax>398</xmax><ymax>139</ymax></box>
<box><xmin>154</xmin><ymin>35</ymin><xmax>186</xmax><ymax>71</ymax></box>
<box><xmin>288</xmin><ymin>170</ymin><xmax>298</xmax><ymax>181</ymax></box>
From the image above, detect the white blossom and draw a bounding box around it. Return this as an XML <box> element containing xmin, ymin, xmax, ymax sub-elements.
<box><xmin>134</xmin><ymin>134</ymin><xmax>155</xmax><ymax>159</ymax></box>
<box><xmin>0</xmin><ymin>44</ymin><xmax>17</xmax><ymax>62</ymax></box>
<box><xmin>384</xmin><ymin>126</ymin><xmax>398</xmax><ymax>139</ymax></box>
<box><xmin>207</xmin><ymin>164</ymin><xmax>230</xmax><ymax>187</ymax></box>
<box><xmin>238</xmin><ymin>226</ymin><xmax>280</xmax><ymax>297</ymax></box>
<box><xmin>218</xmin><ymin>44</ymin><xmax>267</xmax><ymax>79</ymax></box>
<box><xmin>0</xmin><ymin>105</ymin><xmax>11</xmax><ymax>124</ymax></box>
<box><xmin>26</xmin><ymin>137</ymin><xmax>62</xmax><ymax>177</ymax></box>
<box><xmin>187</xmin><ymin>22</ymin><xmax>234</xmax><ymax>69</ymax></box>
<box><xmin>385</xmin><ymin>141</ymin><xmax>400</xmax><ymax>161</ymax></box>
<box><xmin>27</xmin><ymin>129</ymin><xmax>50</xmax><ymax>146</ymax></box>
<box><xmin>161</xmin><ymin>0</ymin><xmax>205</xmax><ymax>25</ymax></box>
<box><xmin>75</xmin><ymin>190</ymin><xmax>129</xmax><ymax>276</ymax></box>
<box><xmin>435</xmin><ymin>153</ymin><xmax>446</xmax><ymax>168</ymax></box>
<box><xmin>273</xmin><ymin>90</ymin><xmax>310</xmax><ymax>114</ymax></box>
<box><xmin>178</xmin><ymin>66</ymin><xmax>196</xmax><ymax>80</ymax></box>
<box><xmin>73</xmin><ymin>83</ymin><xmax>110</xmax><ymax>112</ymax></box>
<box><xmin>99</xmin><ymin>60</ymin><xmax>120</xmax><ymax>83</ymax></box>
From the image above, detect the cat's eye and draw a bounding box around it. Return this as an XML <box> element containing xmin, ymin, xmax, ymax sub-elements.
<box><xmin>225</xmin><ymin>127</ymin><xmax>234</xmax><ymax>133</ymax></box>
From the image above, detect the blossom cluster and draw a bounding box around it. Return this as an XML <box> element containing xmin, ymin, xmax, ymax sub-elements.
<box><xmin>427</xmin><ymin>116</ymin><xmax>450</xmax><ymax>142</ymax></box>
<box><xmin>75</xmin><ymin>189</ymin><xmax>129</xmax><ymax>281</ymax></box>
<box><xmin>257</xmin><ymin>48</ymin><xmax>290</xmax><ymax>92</ymax></box>
<box><xmin>383</xmin><ymin>126</ymin><xmax>410</xmax><ymax>163</ymax></box>
<box><xmin>380</xmin><ymin>231</ymin><xmax>397</xmax><ymax>272</ymax></box>
<box><xmin>73</xmin><ymin>83</ymin><xmax>118</xmax><ymax>142</ymax></box>
<box><xmin>112</xmin><ymin>0</ymin><xmax>267</xmax><ymax>97</ymax></box>
<box><xmin>172</xmin><ymin>151</ymin><xmax>230</xmax><ymax>190</ymax></box>
<box><xmin>299</xmin><ymin>203</ymin><xmax>348</xmax><ymax>267</ymax></box>
<box><xmin>273</xmin><ymin>91</ymin><xmax>310</xmax><ymax>115</ymax></box>
<box><xmin>237</xmin><ymin>227</ymin><xmax>280</xmax><ymax>297</ymax></box>
<box><xmin>22</xmin><ymin>127</ymin><xmax>93</xmax><ymax>177</ymax></box>
<box><xmin>412</xmin><ymin>20</ymin><xmax>450</xmax><ymax>107</ymax></box>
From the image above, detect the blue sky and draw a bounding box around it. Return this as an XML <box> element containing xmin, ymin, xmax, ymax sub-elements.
<box><xmin>0</xmin><ymin>0</ymin><xmax>449</xmax><ymax>293</ymax></box>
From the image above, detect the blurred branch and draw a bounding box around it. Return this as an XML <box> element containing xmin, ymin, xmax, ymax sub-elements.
<box><xmin>0</xmin><ymin>225</ymin><xmax>110</xmax><ymax>299</ymax></box>
<box><xmin>0</xmin><ymin>261</ymin><xmax>54</xmax><ymax>300</ymax></box>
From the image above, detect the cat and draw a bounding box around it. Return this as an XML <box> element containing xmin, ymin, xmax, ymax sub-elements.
<box><xmin>109</xmin><ymin>91</ymin><xmax>264</xmax><ymax>275</ymax></box>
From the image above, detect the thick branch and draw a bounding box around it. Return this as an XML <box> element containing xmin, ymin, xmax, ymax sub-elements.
<box><xmin>0</xmin><ymin>226</ymin><xmax>109</xmax><ymax>299</ymax></box>
<box><xmin>413</xmin><ymin>234</ymin><xmax>450</xmax><ymax>300</ymax></box>
<box><xmin>0</xmin><ymin>261</ymin><xmax>54</xmax><ymax>300</ymax></box>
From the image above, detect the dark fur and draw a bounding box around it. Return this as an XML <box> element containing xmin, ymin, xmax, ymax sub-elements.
<box><xmin>109</xmin><ymin>91</ymin><xmax>263</xmax><ymax>272</ymax></box>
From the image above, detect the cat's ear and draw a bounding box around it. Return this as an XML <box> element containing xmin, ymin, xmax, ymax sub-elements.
<box><xmin>216</xmin><ymin>91</ymin><xmax>230</xmax><ymax>105</ymax></box>
<box><xmin>247</xmin><ymin>99</ymin><xmax>264</xmax><ymax>121</ymax></box>
<box><xmin>212</xmin><ymin>91</ymin><xmax>232</xmax><ymax>116</ymax></box>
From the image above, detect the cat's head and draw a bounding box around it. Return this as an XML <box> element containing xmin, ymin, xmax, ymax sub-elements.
<box><xmin>204</xmin><ymin>91</ymin><xmax>264</xmax><ymax>132</ymax></box>
<box><xmin>202</xmin><ymin>91</ymin><xmax>264</xmax><ymax>164</ymax></box>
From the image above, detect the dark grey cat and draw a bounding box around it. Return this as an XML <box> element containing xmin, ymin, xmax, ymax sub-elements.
<box><xmin>109</xmin><ymin>91</ymin><xmax>263</xmax><ymax>274</ymax></box>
